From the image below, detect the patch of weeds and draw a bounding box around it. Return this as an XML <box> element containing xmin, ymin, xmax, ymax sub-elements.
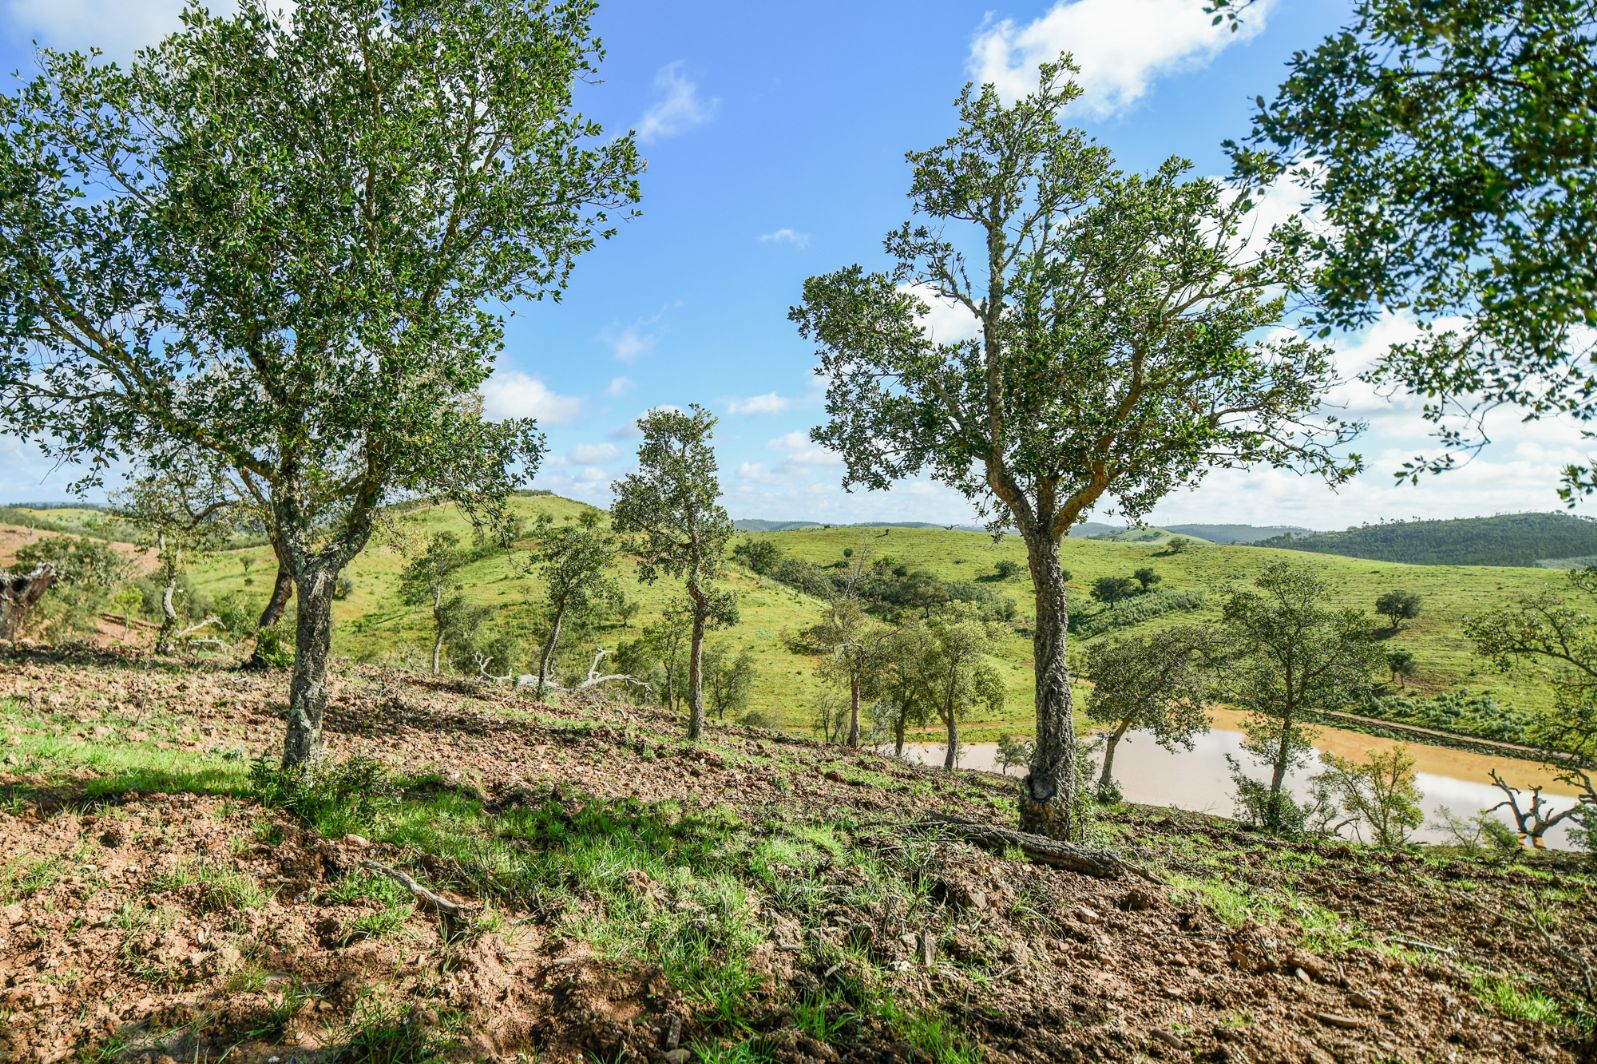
<box><xmin>1289</xmin><ymin>898</ymin><xmax>1372</xmax><ymax>954</ymax></box>
<box><xmin>324</xmin><ymin>870</ymin><xmax>412</xmax><ymax>907</ymax></box>
<box><xmin>688</xmin><ymin>1036</ymin><xmax>779</xmax><ymax>1064</ymax></box>
<box><xmin>1472</xmin><ymin>974</ymin><xmax>1572</xmax><ymax>1026</ymax></box>
<box><xmin>0</xmin><ymin>853</ymin><xmax>65</xmax><ymax>901</ymax></box>
<box><xmin>341</xmin><ymin>902</ymin><xmax>415</xmax><ymax>946</ymax></box>
<box><xmin>152</xmin><ymin>859</ymin><xmax>266</xmax><ymax>913</ymax></box>
<box><xmin>250</xmin><ymin>754</ymin><xmax>396</xmax><ymax>835</ymax></box>
<box><xmin>332</xmin><ymin>992</ymin><xmax>454</xmax><ymax>1063</ymax></box>
<box><xmin>792</xmin><ymin>990</ymin><xmax>858</xmax><ymax>1043</ymax></box>
<box><xmin>1165</xmin><ymin>874</ymin><xmax>1281</xmax><ymax>927</ymax></box>
<box><xmin>246</xmin><ymin>979</ymin><xmax>317</xmax><ymax>1040</ymax></box>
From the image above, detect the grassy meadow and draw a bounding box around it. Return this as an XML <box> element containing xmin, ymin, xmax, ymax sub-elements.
<box><xmin>65</xmin><ymin>491</ymin><xmax>1556</xmax><ymax>738</ymax></box>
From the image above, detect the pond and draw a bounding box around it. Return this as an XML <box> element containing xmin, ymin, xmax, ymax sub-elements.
<box><xmin>902</xmin><ymin>709</ymin><xmax>1586</xmax><ymax>849</ymax></box>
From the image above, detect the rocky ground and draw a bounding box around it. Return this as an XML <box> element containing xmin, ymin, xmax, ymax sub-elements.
<box><xmin>0</xmin><ymin>644</ymin><xmax>1593</xmax><ymax>1062</ymax></box>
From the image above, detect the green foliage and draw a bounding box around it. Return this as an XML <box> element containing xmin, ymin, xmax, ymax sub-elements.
<box><xmin>1220</xmin><ymin>561</ymin><xmax>1380</xmax><ymax>827</ymax></box>
<box><xmin>1373</xmin><ymin>689</ymin><xmax>1537</xmax><ymax>746</ymax></box>
<box><xmin>1385</xmin><ymin>648</ymin><xmax>1417</xmax><ymax>686</ymax></box>
<box><xmin>704</xmin><ymin>646</ymin><xmax>756</xmax><ymax>721</ymax></box>
<box><xmin>1227</xmin><ymin>756</ymin><xmax>1308</xmax><ymax>835</ymax></box>
<box><xmin>1230</xmin><ymin>0</ymin><xmax>1597</xmax><ymax>497</ymax></box>
<box><xmin>1069</xmin><ymin>588</ymin><xmax>1206</xmax><ymax>638</ymax></box>
<box><xmin>1310</xmin><ymin>747</ymin><xmax>1424</xmax><ymax>849</ymax></box>
<box><xmin>250</xmin><ymin>754</ymin><xmax>397</xmax><ymax>834</ymax></box>
<box><xmin>1089</xmin><ymin>576</ymin><xmax>1137</xmax><ymax>608</ymax></box>
<box><xmin>13</xmin><ymin>536</ymin><xmax>131</xmax><ymax>637</ymax></box>
<box><xmin>732</xmin><ymin>538</ymin><xmax>781</xmax><ymax>576</ymax></box>
<box><xmin>1375</xmin><ymin>589</ymin><xmax>1422</xmax><ymax>630</ymax></box>
<box><xmin>1082</xmin><ymin>625</ymin><xmax>1213</xmax><ymax>752</ymax></box>
<box><xmin>1132</xmin><ymin>567</ymin><xmax>1161</xmax><ymax>592</ymax></box>
<box><xmin>994</xmin><ymin>733</ymin><xmax>1034</xmax><ymax>774</ymax></box>
<box><xmin>1254</xmin><ymin>513</ymin><xmax>1597</xmax><ymax>567</ymax></box>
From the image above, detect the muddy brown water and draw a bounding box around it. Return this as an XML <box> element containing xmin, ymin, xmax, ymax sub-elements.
<box><xmin>902</xmin><ymin>709</ymin><xmax>1586</xmax><ymax>848</ymax></box>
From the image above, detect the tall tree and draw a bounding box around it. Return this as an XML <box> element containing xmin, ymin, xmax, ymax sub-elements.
<box><xmin>871</xmin><ymin>621</ymin><xmax>938</xmax><ymax>758</ymax></box>
<box><xmin>1228</xmin><ymin>0</ymin><xmax>1597</xmax><ymax>498</ymax></box>
<box><xmin>0</xmin><ymin>0</ymin><xmax>641</xmax><ymax>767</ymax></box>
<box><xmin>791</xmin><ymin>58</ymin><xmax>1355</xmax><ymax>837</ymax></box>
<box><xmin>1082</xmin><ymin>625</ymin><xmax>1214</xmax><ymax>797</ymax></box>
<box><xmin>1219</xmin><ymin>562</ymin><xmax>1380</xmax><ymax>831</ymax></box>
<box><xmin>923</xmin><ymin>609</ymin><xmax>1007</xmax><ymax>772</ymax></box>
<box><xmin>611</xmin><ymin>406</ymin><xmax>736</xmax><ymax>740</ymax></box>
<box><xmin>1466</xmin><ymin>566</ymin><xmax>1597</xmax><ymax>810</ymax></box>
<box><xmin>398</xmin><ymin>532</ymin><xmax>468</xmax><ymax>676</ymax></box>
<box><xmin>808</xmin><ymin>559</ymin><xmax>884</xmax><ymax>747</ymax></box>
<box><xmin>113</xmin><ymin>454</ymin><xmax>239</xmax><ymax>655</ymax></box>
<box><xmin>530</xmin><ymin>510</ymin><xmax>619</xmax><ymax>698</ymax></box>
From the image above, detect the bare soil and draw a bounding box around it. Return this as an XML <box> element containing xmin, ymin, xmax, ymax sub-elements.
<box><xmin>1</xmin><ymin>645</ymin><xmax>1593</xmax><ymax>1063</ymax></box>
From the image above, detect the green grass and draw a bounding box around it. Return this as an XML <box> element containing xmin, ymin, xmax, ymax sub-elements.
<box><xmin>1472</xmin><ymin>974</ymin><xmax>1573</xmax><ymax>1025</ymax></box>
<box><xmin>170</xmin><ymin>494</ymin><xmax>1569</xmax><ymax>737</ymax></box>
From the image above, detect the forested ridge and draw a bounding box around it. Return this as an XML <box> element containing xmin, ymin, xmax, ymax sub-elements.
<box><xmin>1254</xmin><ymin>513</ymin><xmax>1597</xmax><ymax>567</ymax></box>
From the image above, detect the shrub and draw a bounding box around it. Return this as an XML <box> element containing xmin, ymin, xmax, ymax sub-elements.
<box><xmin>1371</xmin><ymin>689</ymin><xmax>1538</xmax><ymax>746</ymax></box>
<box><xmin>334</xmin><ymin>573</ymin><xmax>355</xmax><ymax>600</ymax></box>
<box><xmin>250</xmin><ymin>754</ymin><xmax>396</xmax><ymax>831</ymax></box>
<box><xmin>1227</xmin><ymin>755</ymin><xmax>1307</xmax><ymax>835</ymax></box>
<box><xmin>1069</xmin><ymin>588</ymin><xmax>1206</xmax><ymax>638</ymax></box>
<box><xmin>1311</xmin><ymin>747</ymin><xmax>1424</xmax><ymax>849</ymax></box>
<box><xmin>993</xmin><ymin>559</ymin><xmax>1021</xmax><ymax>580</ymax></box>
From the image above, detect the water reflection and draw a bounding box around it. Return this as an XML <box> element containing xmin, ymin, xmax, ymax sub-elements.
<box><xmin>900</xmin><ymin>710</ymin><xmax>1583</xmax><ymax>849</ymax></box>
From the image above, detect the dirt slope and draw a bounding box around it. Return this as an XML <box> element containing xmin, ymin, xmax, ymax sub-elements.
<box><xmin>0</xmin><ymin>646</ymin><xmax>1592</xmax><ymax>1062</ymax></box>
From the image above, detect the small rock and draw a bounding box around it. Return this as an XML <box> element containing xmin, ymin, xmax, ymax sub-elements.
<box><xmin>343</xmin><ymin>834</ymin><xmax>370</xmax><ymax>848</ymax></box>
<box><xmin>1293</xmin><ymin>967</ymin><xmax>1312</xmax><ymax>985</ymax></box>
<box><xmin>1075</xmin><ymin>906</ymin><xmax>1100</xmax><ymax>924</ymax></box>
<box><xmin>661</xmin><ymin>1050</ymin><xmax>691</xmax><ymax>1064</ymax></box>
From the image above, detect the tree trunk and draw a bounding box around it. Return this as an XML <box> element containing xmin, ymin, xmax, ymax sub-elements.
<box><xmin>1021</xmin><ymin>533</ymin><xmax>1077</xmax><ymax>839</ymax></box>
<box><xmin>0</xmin><ymin>565</ymin><xmax>54</xmax><ymax>641</ymax></box>
<box><xmin>847</xmin><ymin>672</ymin><xmax>861</xmax><ymax>748</ymax></box>
<box><xmin>431</xmin><ymin>618</ymin><xmax>444</xmax><ymax>676</ymax></box>
<box><xmin>536</xmin><ymin>607</ymin><xmax>566</xmax><ymax>699</ymax></box>
<box><xmin>155</xmin><ymin>578</ymin><xmax>179</xmax><ymax>655</ymax></box>
<box><xmin>1098</xmin><ymin>720</ymin><xmax>1130</xmax><ymax>793</ymax></box>
<box><xmin>1269</xmin><ymin>709</ymin><xmax>1294</xmax><ymax>796</ymax></box>
<box><xmin>943</xmin><ymin>709</ymin><xmax>959</xmax><ymax>772</ymax></box>
<box><xmin>894</xmin><ymin>713</ymin><xmax>906</xmax><ymax>759</ymax></box>
<box><xmin>282</xmin><ymin>564</ymin><xmax>338</xmax><ymax>770</ymax></box>
<box><xmin>246</xmin><ymin>557</ymin><xmax>295</xmax><ymax>670</ymax></box>
<box><xmin>686</xmin><ymin>604</ymin><xmax>707</xmax><ymax>740</ymax></box>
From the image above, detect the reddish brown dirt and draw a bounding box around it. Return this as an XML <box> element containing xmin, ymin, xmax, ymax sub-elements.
<box><xmin>1</xmin><ymin>646</ymin><xmax>1594</xmax><ymax>1063</ymax></box>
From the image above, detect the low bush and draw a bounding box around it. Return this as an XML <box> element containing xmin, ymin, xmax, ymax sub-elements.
<box><xmin>1069</xmin><ymin>588</ymin><xmax>1205</xmax><ymax>638</ymax></box>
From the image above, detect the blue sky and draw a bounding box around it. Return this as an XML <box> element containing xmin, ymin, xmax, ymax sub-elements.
<box><xmin>1</xmin><ymin>0</ymin><xmax>1589</xmax><ymax>529</ymax></box>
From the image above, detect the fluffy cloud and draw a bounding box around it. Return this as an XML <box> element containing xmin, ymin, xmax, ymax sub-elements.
<box><xmin>606</xmin><ymin>376</ymin><xmax>633</xmax><ymax>397</ymax></box>
<box><xmin>479</xmin><ymin>370</ymin><xmax>581</xmax><ymax>425</ymax></box>
<box><xmin>601</xmin><ymin>323</ymin><xmax>656</xmax><ymax>363</ymax></box>
<box><xmin>968</xmin><ymin>0</ymin><xmax>1271</xmax><ymax>117</ymax></box>
<box><xmin>901</xmin><ymin>283</ymin><xmax>981</xmax><ymax>345</ymax></box>
<box><xmin>727</xmin><ymin>392</ymin><xmax>790</xmax><ymax>415</ymax></box>
<box><xmin>568</xmin><ymin>442</ymin><xmax>619</xmax><ymax>465</ymax></box>
<box><xmin>758</xmin><ymin>227</ymin><xmax>810</xmax><ymax>249</ymax></box>
<box><xmin>637</xmin><ymin>62</ymin><xmax>717</xmax><ymax>143</ymax></box>
<box><xmin>768</xmin><ymin>430</ymin><xmax>843</xmax><ymax>471</ymax></box>
<box><xmin>5</xmin><ymin>0</ymin><xmax>232</xmax><ymax>53</ymax></box>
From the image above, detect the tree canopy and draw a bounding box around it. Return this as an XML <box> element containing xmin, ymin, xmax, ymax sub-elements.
<box><xmin>1229</xmin><ymin>0</ymin><xmax>1597</xmax><ymax>497</ymax></box>
<box><xmin>0</xmin><ymin>0</ymin><xmax>642</xmax><ymax>766</ymax></box>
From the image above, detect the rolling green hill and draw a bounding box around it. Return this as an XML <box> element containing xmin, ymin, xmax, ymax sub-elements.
<box><xmin>7</xmin><ymin>493</ymin><xmax>1563</xmax><ymax>739</ymax></box>
<box><xmin>1253</xmin><ymin>512</ymin><xmax>1597</xmax><ymax>567</ymax></box>
<box><xmin>1166</xmin><ymin>523</ymin><xmax>1317</xmax><ymax>545</ymax></box>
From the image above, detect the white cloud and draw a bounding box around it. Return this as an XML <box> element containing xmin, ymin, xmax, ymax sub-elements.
<box><xmin>479</xmin><ymin>370</ymin><xmax>581</xmax><ymax>425</ymax></box>
<box><xmin>736</xmin><ymin>461</ymin><xmax>783</xmax><ymax>485</ymax></box>
<box><xmin>5</xmin><ymin>0</ymin><xmax>234</xmax><ymax>54</ymax></box>
<box><xmin>637</xmin><ymin>62</ymin><xmax>717</xmax><ymax>143</ymax></box>
<box><xmin>901</xmin><ymin>283</ymin><xmax>982</xmax><ymax>346</ymax></box>
<box><xmin>968</xmin><ymin>0</ymin><xmax>1271</xmax><ymax>117</ymax></box>
<box><xmin>569</xmin><ymin>442</ymin><xmax>619</xmax><ymax>465</ymax></box>
<box><xmin>768</xmin><ymin>430</ymin><xmax>843</xmax><ymax>470</ymax></box>
<box><xmin>727</xmin><ymin>392</ymin><xmax>790</xmax><ymax>415</ymax></box>
<box><xmin>758</xmin><ymin>227</ymin><xmax>810</xmax><ymax>249</ymax></box>
<box><xmin>606</xmin><ymin>376</ymin><xmax>633</xmax><ymax>397</ymax></box>
<box><xmin>601</xmin><ymin>323</ymin><xmax>656</xmax><ymax>363</ymax></box>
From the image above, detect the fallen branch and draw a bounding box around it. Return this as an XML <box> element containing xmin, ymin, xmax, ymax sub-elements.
<box><xmin>1385</xmin><ymin>934</ymin><xmax>1456</xmax><ymax>956</ymax></box>
<box><xmin>528</xmin><ymin>648</ymin><xmax>651</xmax><ymax>694</ymax></box>
<box><xmin>360</xmin><ymin>858</ymin><xmax>479</xmax><ymax>939</ymax></box>
<box><xmin>912</xmin><ymin>813</ymin><xmax>1143</xmax><ymax>880</ymax></box>
<box><xmin>175</xmin><ymin>615</ymin><xmax>223</xmax><ymax>641</ymax></box>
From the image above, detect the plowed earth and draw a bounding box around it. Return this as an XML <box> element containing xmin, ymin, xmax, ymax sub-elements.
<box><xmin>0</xmin><ymin>645</ymin><xmax>1593</xmax><ymax>1063</ymax></box>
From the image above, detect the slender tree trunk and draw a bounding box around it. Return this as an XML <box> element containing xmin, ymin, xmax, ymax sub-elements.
<box><xmin>1269</xmin><ymin>707</ymin><xmax>1295</xmax><ymax>797</ymax></box>
<box><xmin>246</xmin><ymin>553</ymin><xmax>294</xmax><ymax>670</ymax></box>
<box><xmin>282</xmin><ymin>563</ymin><xmax>338</xmax><ymax>770</ymax></box>
<box><xmin>687</xmin><ymin>602</ymin><xmax>707</xmax><ymax>740</ymax></box>
<box><xmin>536</xmin><ymin>606</ymin><xmax>566</xmax><ymax>698</ymax></box>
<box><xmin>943</xmin><ymin>709</ymin><xmax>959</xmax><ymax>772</ymax></box>
<box><xmin>155</xmin><ymin>579</ymin><xmax>179</xmax><ymax>655</ymax></box>
<box><xmin>894</xmin><ymin>713</ymin><xmax>906</xmax><ymax>759</ymax></box>
<box><xmin>431</xmin><ymin>617</ymin><xmax>444</xmax><ymax>676</ymax></box>
<box><xmin>1021</xmin><ymin>533</ymin><xmax>1077</xmax><ymax>839</ymax></box>
<box><xmin>847</xmin><ymin>672</ymin><xmax>861</xmax><ymax>748</ymax></box>
<box><xmin>1098</xmin><ymin>719</ymin><xmax>1130</xmax><ymax>793</ymax></box>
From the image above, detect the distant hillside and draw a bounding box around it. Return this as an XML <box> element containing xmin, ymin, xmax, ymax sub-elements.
<box><xmin>1254</xmin><ymin>512</ymin><xmax>1597</xmax><ymax>567</ymax></box>
<box><xmin>734</xmin><ymin>519</ymin><xmax>984</xmax><ymax>532</ymax></box>
<box><xmin>1166</xmin><ymin>524</ymin><xmax>1316</xmax><ymax>545</ymax></box>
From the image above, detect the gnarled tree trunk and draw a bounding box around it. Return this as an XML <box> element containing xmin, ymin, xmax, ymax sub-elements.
<box><xmin>155</xmin><ymin>578</ymin><xmax>179</xmax><ymax>655</ymax></box>
<box><xmin>1098</xmin><ymin>719</ymin><xmax>1131</xmax><ymax>793</ymax></box>
<box><xmin>847</xmin><ymin>672</ymin><xmax>861</xmax><ymax>748</ymax></box>
<box><xmin>282</xmin><ymin>563</ymin><xmax>338</xmax><ymax>769</ymax></box>
<box><xmin>536</xmin><ymin>606</ymin><xmax>566</xmax><ymax>699</ymax></box>
<box><xmin>0</xmin><ymin>565</ymin><xmax>54</xmax><ymax>641</ymax></box>
<box><xmin>1021</xmin><ymin>533</ymin><xmax>1077</xmax><ymax>839</ymax></box>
